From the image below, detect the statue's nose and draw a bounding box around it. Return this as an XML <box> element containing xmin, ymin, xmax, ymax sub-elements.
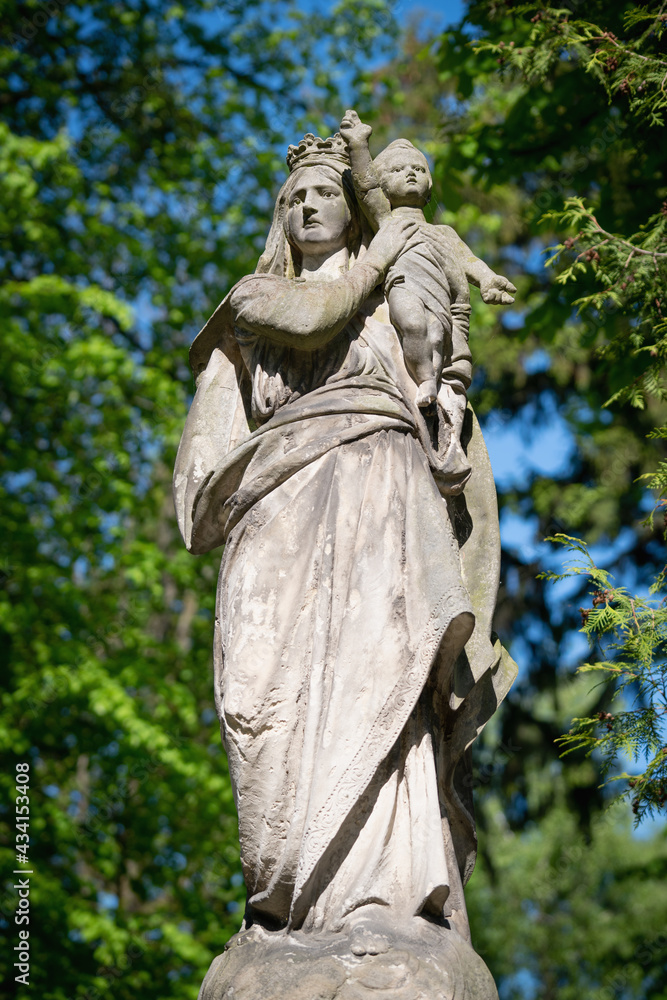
<box><xmin>303</xmin><ymin>203</ymin><xmax>317</xmax><ymax>220</ymax></box>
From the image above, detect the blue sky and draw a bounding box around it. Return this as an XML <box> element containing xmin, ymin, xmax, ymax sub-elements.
<box><xmin>298</xmin><ymin>0</ymin><xmax>466</xmax><ymax>32</ymax></box>
<box><xmin>396</xmin><ymin>0</ymin><xmax>465</xmax><ymax>30</ymax></box>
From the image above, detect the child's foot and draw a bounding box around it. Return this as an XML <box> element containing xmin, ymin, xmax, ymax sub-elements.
<box><xmin>350</xmin><ymin>925</ymin><xmax>390</xmax><ymax>957</ymax></box>
<box><xmin>415</xmin><ymin>378</ymin><xmax>438</xmax><ymax>407</ymax></box>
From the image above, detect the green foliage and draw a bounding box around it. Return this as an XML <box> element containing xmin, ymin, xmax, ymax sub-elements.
<box><xmin>468</xmin><ymin>801</ymin><xmax>667</xmax><ymax>1000</ymax></box>
<box><xmin>426</xmin><ymin>13</ymin><xmax>664</xmax><ymax>542</ymax></box>
<box><xmin>365</xmin><ymin>6</ymin><xmax>667</xmax><ymax>992</ymax></box>
<box><xmin>417</xmin><ymin>0</ymin><xmax>667</xmax><ymax>815</ymax></box>
<box><xmin>541</xmin><ymin>534</ymin><xmax>667</xmax><ymax>823</ymax></box>
<box><xmin>542</xmin><ymin>196</ymin><xmax>667</xmax><ymax>411</ymax></box>
<box><xmin>468</xmin><ymin>4</ymin><xmax>667</xmax><ymax>459</ymax></box>
<box><xmin>477</xmin><ymin>4</ymin><xmax>667</xmax><ymax>126</ymax></box>
<box><xmin>467</xmin><ymin>1</ymin><xmax>667</xmax><ymax>822</ymax></box>
<box><xmin>2</xmin><ymin>1</ymin><xmax>666</xmax><ymax>997</ymax></box>
<box><xmin>0</xmin><ymin>1</ymin><xmax>398</xmax><ymax>997</ymax></box>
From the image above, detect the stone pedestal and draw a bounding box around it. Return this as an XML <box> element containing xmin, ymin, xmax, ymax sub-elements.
<box><xmin>198</xmin><ymin>922</ymin><xmax>498</xmax><ymax>1000</ymax></box>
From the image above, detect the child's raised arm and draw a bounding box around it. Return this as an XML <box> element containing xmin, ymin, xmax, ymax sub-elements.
<box><xmin>339</xmin><ymin>110</ymin><xmax>391</xmax><ymax>233</ymax></box>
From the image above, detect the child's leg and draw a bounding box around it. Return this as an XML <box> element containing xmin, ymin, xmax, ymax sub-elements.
<box><xmin>387</xmin><ymin>286</ymin><xmax>439</xmax><ymax>406</ymax></box>
<box><xmin>438</xmin><ymin>379</ymin><xmax>467</xmax><ymax>440</ymax></box>
<box><xmin>440</xmin><ymin>296</ymin><xmax>472</xmax><ymax>441</ymax></box>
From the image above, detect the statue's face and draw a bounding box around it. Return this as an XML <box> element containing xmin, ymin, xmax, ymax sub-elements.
<box><xmin>379</xmin><ymin>149</ymin><xmax>431</xmax><ymax>207</ymax></box>
<box><xmin>287</xmin><ymin>167</ymin><xmax>352</xmax><ymax>256</ymax></box>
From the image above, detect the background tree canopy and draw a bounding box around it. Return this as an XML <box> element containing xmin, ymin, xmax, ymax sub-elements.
<box><xmin>1</xmin><ymin>2</ymin><xmax>665</xmax><ymax>999</ymax></box>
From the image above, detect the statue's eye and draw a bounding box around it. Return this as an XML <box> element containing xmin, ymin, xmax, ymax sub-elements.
<box><xmin>291</xmin><ymin>197</ymin><xmax>302</xmax><ymax>206</ymax></box>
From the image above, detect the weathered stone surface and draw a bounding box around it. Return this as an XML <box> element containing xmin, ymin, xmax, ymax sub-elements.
<box><xmin>339</xmin><ymin>108</ymin><xmax>515</xmax><ymax>414</ymax></box>
<box><xmin>174</xmin><ymin>115</ymin><xmax>519</xmax><ymax>1000</ymax></box>
<box><xmin>198</xmin><ymin>923</ymin><xmax>498</xmax><ymax>1000</ymax></box>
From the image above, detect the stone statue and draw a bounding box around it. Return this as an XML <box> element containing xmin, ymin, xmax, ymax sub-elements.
<box><xmin>339</xmin><ymin>110</ymin><xmax>516</xmax><ymax>416</ymax></box>
<box><xmin>174</xmin><ymin>118</ymin><xmax>518</xmax><ymax>1000</ymax></box>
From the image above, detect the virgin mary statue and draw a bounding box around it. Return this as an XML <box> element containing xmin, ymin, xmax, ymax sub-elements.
<box><xmin>174</xmin><ymin>130</ymin><xmax>517</xmax><ymax>1000</ymax></box>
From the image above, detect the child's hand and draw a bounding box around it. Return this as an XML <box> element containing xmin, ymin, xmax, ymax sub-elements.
<box><xmin>340</xmin><ymin>109</ymin><xmax>373</xmax><ymax>146</ymax></box>
<box><xmin>368</xmin><ymin>217</ymin><xmax>421</xmax><ymax>269</ymax></box>
<box><xmin>480</xmin><ymin>274</ymin><xmax>517</xmax><ymax>305</ymax></box>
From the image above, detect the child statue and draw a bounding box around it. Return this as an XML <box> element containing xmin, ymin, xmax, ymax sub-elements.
<box><xmin>339</xmin><ymin>110</ymin><xmax>516</xmax><ymax>428</ymax></box>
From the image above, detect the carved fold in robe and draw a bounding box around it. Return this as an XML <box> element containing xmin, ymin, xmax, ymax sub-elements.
<box><xmin>174</xmin><ymin>280</ymin><xmax>517</xmax><ymax>937</ymax></box>
<box><xmin>386</xmin><ymin>227</ymin><xmax>454</xmax><ymax>318</ymax></box>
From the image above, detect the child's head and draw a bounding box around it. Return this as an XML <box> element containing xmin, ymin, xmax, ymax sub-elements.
<box><xmin>374</xmin><ymin>139</ymin><xmax>432</xmax><ymax>208</ymax></box>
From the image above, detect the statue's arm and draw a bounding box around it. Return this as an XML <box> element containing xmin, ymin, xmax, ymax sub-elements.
<box><xmin>439</xmin><ymin>225</ymin><xmax>517</xmax><ymax>304</ymax></box>
<box><xmin>230</xmin><ymin>261</ymin><xmax>384</xmax><ymax>349</ymax></box>
<box><xmin>340</xmin><ymin>110</ymin><xmax>391</xmax><ymax>233</ymax></box>
<box><xmin>439</xmin><ymin>225</ymin><xmax>496</xmax><ymax>287</ymax></box>
<box><xmin>347</xmin><ymin>143</ymin><xmax>392</xmax><ymax>233</ymax></box>
<box><xmin>230</xmin><ymin>220</ymin><xmax>417</xmax><ymax>349</ymax></box>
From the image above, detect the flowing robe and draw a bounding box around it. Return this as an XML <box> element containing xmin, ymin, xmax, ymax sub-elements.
<box><xmin>174</xmin><ymin>273</ymin><xmax>517</xmax><ymax>939</ymax></box>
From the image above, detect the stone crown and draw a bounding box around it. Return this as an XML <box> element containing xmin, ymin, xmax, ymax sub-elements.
<box><xmin>286</xmin><ymin>132</ymin><xmax>350</xmax><ymax>172</ymax></box>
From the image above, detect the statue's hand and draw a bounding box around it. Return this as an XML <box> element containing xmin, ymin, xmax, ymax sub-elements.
<box><xmin>368</xmin><ymin>216</ymin><xmax>420</xmax><ymax>269</ymax></box>
<box><xmin>480</xmin><ymin>274</ymin><xmax>517</xmax><ymax>305</ymax></box>
<box><xmin>340</xmin><ymin>109</ymin><xmax>373</xmax><ymax>146</ymax></box>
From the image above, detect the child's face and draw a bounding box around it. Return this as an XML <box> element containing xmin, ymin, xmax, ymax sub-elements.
<box><xmin>379</xmin><ymin>150</ymin><xmax>431</xmax><ymax>208</ymax></box>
